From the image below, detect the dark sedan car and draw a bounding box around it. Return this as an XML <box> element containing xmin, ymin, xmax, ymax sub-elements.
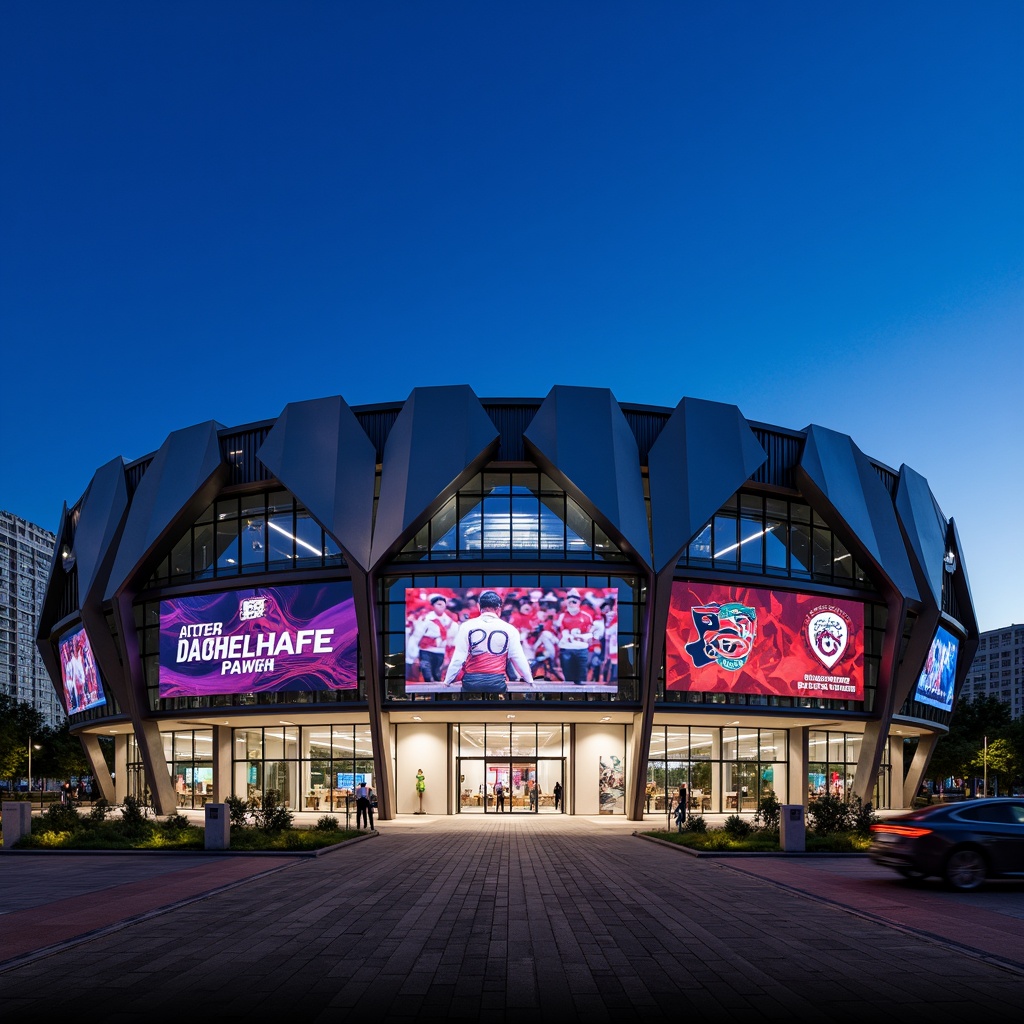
<box><xmin>870</xmin><ymin>797</ymin><xmax>1024</xmax><ymax>891</ymax></box>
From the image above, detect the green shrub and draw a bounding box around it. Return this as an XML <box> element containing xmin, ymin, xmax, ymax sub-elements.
<box><xmin>848</xmin><ymin>796</ymin><xmax>879</xmax><ymax>836</ymax></box>
<box><xmin>755</xmin><ymin>792</ymin><xmax>781</xmax><ymax>833</ymax></box>
<box><xmin>807</xmin><ymin>793</ymin><xmax>850</xmax><ymax>834</ymax></box>
<box><xmin>314</xmin><ymin>815</ymin><xmax>340</xmax><ymax>831</ymax></box>
<box><xmin>723</xmin><ymin>813</ymin><xmax>752</xmax><ymax>838</ymax></box>
<box><xmin>226</xmin><ymin>795</ymin><xmax>250</xmax><ymax>828</ymax></box>
<box><xmin>40</xmin><ymin>802</ymin><xmax>84</xmax><ymax>834</ymax></box>
<box><xmin>88</xmin><ymin>799</ymin><xmax>111</xmax><ymax>822</ymax></box>
<box><xmin>684</xmin><ymin>814</ymin><xmax>707</xmax><ymax>834</ymax></box>
<box><xmin>119</xmin><ymin>794</ymin><xmax>150</xmax><ymax>836</ymax></box>
<box><xmin>160</xmin><ymin>813</ymin><xmax>191</xmax><ymax>834</ymax></box>
<box><xmin>252</xmin><ymin>789</ymin><xmax>293</xmax><ymax>833</ymax></box>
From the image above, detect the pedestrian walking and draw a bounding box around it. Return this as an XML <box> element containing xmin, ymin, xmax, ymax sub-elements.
<box><xmin>495</xmin><ymin>780</ymin><xmax>505</xmax><ymax>812</ymax></box>
<box><xmin>553</xmin><ymin>780</ymin><xmax>563</xmax><ymax>812</ymax></box>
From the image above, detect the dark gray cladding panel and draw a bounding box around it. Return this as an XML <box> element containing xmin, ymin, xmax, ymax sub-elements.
<box><xmin>104</xmin><ymin>421</ymin><xmax>227</xmax><ymax>601</ymax></box>
<box><xmin>73</xmin><ymin>456</ymin><xmax>130</xmax><ymax>604</ymax></box>
<box><xmin>797</xmin><ymin>424</ymin><xmax>919</xmax><ymax>602</ymax></box>
<box><xmin>648</xmin><ymin>398</ymin><xmax>766</xmax><ymax>573</ymax></box>
<box><xmin>895</xmin><ymin>464</ymin><xmax>948</xmax><ymax>609</ymax></box>
<box><xmin>257</xmin><ymin>396</ymin><xmax>377</xmax><ymax>571</ymax></box>
<box><xmin>523</xmin><ymin>385</ymin><xmax>651</xmax><ymax>567</ymax></box>
<box><xmin>370</xmin><ymin>385</ymin><xmax>499</xmax><ymax>567</ymax></box>
<box><xmin>947</xmin><ymin>517</ymin><xmax>979</xmax><ymax>637</ymax></box>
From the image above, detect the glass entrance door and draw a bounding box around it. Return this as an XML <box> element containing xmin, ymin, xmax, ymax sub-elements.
<box><xmin>457</xmin><ymin>757</ymin><xmax>564</xmax><ymax>813</ymax></box>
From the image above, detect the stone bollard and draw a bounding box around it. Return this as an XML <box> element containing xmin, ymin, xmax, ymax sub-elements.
<box><xmin>2</xmin><ymin>801</ymin><xmax>32</xmax><ymax>848</ymax></box>
<box><xmin>780</xmin><ymin>804</ymin><xmax>806</xmax><ymax>852</ymax></box>
<box><xmin>204</xmin><ymin>802</ymin><xmax>230</xmax><ymax>850</ymax></box>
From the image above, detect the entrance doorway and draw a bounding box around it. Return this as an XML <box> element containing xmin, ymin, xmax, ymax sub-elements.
<box><xmin>457</xmin><ymin>758</ymin><xmax>564</xmax><ymax>813</ymax></box>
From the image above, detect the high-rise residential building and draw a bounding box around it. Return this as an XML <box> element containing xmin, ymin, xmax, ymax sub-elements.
<box><xmin>1</xmin><ymin>510</ymin><xmax>63</xmax><ymax>727</ymax></box>
<box><xmin>961</xmin><ymin>624</ymin><xmax>1024</xmax><ymax>719</ymax></box>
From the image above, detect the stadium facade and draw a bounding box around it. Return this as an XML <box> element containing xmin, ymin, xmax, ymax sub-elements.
<box><xmin>35</xmin><ymin>386</ymin><xmax>978</xmax><ymax>821</ymax></box>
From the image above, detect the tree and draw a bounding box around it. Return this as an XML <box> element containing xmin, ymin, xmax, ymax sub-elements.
<box><xmin>970</xmin><ymin>738</ymin><xmax>1021</xmax><ymax>794</ymax></box>
<box><xmin>0</xmin><ymin>695</ymin><xmax>47</xmax><ymax>783</ymax></box>
<box><xmin>928</xmin><ymin>695</ymin><xmax>1014</xmax><ymax>790</ymax></box>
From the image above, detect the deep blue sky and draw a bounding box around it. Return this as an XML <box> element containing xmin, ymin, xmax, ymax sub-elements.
<box><xmin>2</xmin><ymin>2</ymin><xmax>1021</xmax><ymax>632</ymax></box>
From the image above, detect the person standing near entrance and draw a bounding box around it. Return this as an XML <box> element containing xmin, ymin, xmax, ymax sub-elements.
<box><xmin>355</xmin><ymin>780</ymin><xmax>371</xmax><ymax>829</ymax></box>
<box><xmin>553</xmin><ymin>780</ymin><xmax>563</xmax><ymax>812</ymax></box>
<box><xmin>443</xmin><ymin>590</ymin><xmax>535</xmax><ymax>693</ymax></box>
<box><xmin>495</xmin><ymin>779</ymin><xmax>506</xmax><ymax>812</ymax></box>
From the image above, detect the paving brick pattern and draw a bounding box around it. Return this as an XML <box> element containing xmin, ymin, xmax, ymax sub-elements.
<box><xmin>2</xmin><ymin>814</ymin><xmax>1023</xmax><ymax>1021</ymax></box>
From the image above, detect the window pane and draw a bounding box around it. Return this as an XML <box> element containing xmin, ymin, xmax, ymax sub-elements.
<box><xmin>565</xmin><ymin>498</ymin><xmax>591</xmax><ymax>553</ymax></box>
<box><xmin>790</xmin><ymin>524</ymin><xmax>811</xmax><ymax>575</ymax></box>
<box><xmin>714</xmin><ymin>514</ymin><xmax>738</xmax><ymax>566</ymax></box>
<box><xmin>294</xmin><ymin>512</ymin><xmax>323</xmax><ymax>566</ymax></box>
<box><xmin>687</xmin><ymin>524</ymin><xmax>711</xmax><ymax>564</ymax></box>
<box><xmin>216</xmin><ymin>520</ymin><xmax>239</xmax><ymax>574</ymax></box>
<box><xmin>739</xmin><ymin>514</ymin><xmax>764</xmax><ymax>570</ymax></box>
<box><xmin>812</xmin><ymin>527</ymin><xmax>832</xmax><ymax>578</ymax></box>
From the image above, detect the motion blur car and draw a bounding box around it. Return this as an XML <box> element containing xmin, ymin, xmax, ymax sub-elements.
<box><xmin>869</xmin><ymin>798</ymin><xmax>1024</xmax><ymax>891</ymax></box>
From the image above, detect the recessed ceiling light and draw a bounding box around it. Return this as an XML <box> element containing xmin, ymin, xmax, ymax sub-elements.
<box><xmin>412</xmin><ymin>716</ymin><xmax>422</xmax><ymax>721</ymax></box>
<box><xmin>506</xmin><ymin>714</ymin><xmax>515</xmax><ymax>720</ymax></box>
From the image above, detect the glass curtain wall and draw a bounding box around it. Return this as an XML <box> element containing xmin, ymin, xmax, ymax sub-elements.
<box><xmin>232</xmin><ymin>723</ymin><xmax>374</xmax><ymax>816</ymax></box>
<box><xmin>646</xmin><ymin>725</ymin><xmax>789</xmax><ymax>821</ymax></box>
<box><xmin>162</xmin><ymin>728</ymin><xmax>214</xmax><ymax>809</ymax></box>
<box><xmin>808</xmin><ymin>729</ymin><xmax>889</xmax><ymax>807</ymax></box>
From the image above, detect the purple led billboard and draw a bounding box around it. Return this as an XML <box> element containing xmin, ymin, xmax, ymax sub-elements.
<box><xmin>159</xmin><ymin>582</ymin><xmax>357</xmax><ymax>697</ymax></box>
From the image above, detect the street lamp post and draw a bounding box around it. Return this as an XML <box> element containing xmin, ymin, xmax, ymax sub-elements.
<box><xmin>983</xmin><ymin>735</ymin><xmax>988</xmax><ymax>799</ymax></box>
<box><xmin>27</xmin><ymin>736</ymin><xmax>42</xmax><ymax>811</ymax></box>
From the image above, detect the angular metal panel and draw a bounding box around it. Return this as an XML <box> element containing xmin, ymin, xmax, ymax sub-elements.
<box><xmin>894</xmin><ymin>464</ymin><xmax>948</xmax><ymax>609</ymax></box>
<box><xmin>72</xmin><ymin>456</ymin><xmax>130</xmax><ymax>604</ymax></box>
<box><xmin>257</xmin><ymin>396</ymin><xmax>377</xmax><ymax>570</ymax></box>
<box><xmin>648</xmin><ymin>397</ymin><xmax>767</xmax><ymax>573</ymax></box>
<box><xmin>104</xmin><ymin>421</ymin><xmax>227</xmax><ymax>600</ymax></box>
<box><xmin>369</xmin><ymin>386</ymin><xmax>499</xmax><ymax>568</ymax></box>
<box><xmin>797</xmin><ymin>424</ymin><xmax>919</xmax><ymax>602</ymax></box>
<box><xmin>523</xmin><ymin>385</ymin><xmax>651</xmax><ymax>568</ymax></box>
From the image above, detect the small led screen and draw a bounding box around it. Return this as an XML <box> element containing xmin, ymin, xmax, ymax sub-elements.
<box><xmin>59</xmin><ymin>625</ymin><xmax>107</xmax><ymax>713</ymax></box>
<box><xmin>914</xmin><ymin>625</ymin><xmax>959</xmax><ymax>712</ymax></box>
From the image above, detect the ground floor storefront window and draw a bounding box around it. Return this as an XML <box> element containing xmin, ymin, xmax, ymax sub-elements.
<box><xmin>646</xmin><ymin>726</ymin><xmax>789</xmax><ymax>822</ymax></box>
<box><xmin>233</xmin><ymin>723</ymin><xmax>374</xmax><ymax>817</ymax></box>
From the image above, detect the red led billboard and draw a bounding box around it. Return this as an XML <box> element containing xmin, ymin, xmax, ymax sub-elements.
<box><xmin>666</xmin><ymin>581</ymin><xmax>864</xmax><ymax>699</ymax></box>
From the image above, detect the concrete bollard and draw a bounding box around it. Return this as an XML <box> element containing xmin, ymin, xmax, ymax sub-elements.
<box><xmin>204</xmin><ymin>802</ymin><xmax>230</xmax><ymax>850</ymax></box>
<box><xmin>780</xmin><ymin>804</ymin><xmax>805</xmax><ymax>852</ymax></box>
<box><xmin>2</xmin><ymin>801</ymin><xmax>32</xmax><ymax>848</ymax></box>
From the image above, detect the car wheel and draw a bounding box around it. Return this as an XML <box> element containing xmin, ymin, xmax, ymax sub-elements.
<box><xmin>943</xmin><ymin>848</ymin><xmax>987</xmax><ymax>891</ymax></box>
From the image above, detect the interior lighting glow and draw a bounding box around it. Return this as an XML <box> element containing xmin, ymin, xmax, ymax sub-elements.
<box><xmin>268</xmin><ymin>519</ymin><xmax>322</xmax><ymax>555</ymax></box>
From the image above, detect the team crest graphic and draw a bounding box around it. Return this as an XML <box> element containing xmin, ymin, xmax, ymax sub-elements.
<box><xmin>804</xmin><ymin>605</ymin><xmax>851</xmax><ymax>670</ymax></box>
<box><xmin>685</xmin><ymin>602</ymin><xmax>757</xmax><ymax>671</ymax></box>
<box><xmin>239</xmin><ymin>597</ymin><xmax>270</xmax><ymax>621</ymax></box>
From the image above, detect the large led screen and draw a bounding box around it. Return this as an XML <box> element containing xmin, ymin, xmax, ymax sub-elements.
<box><xmin>404</xmin><ymin>586</ymin><xmax>619</xmax><ymax>693</ymax></box>
<box><xmin>160</xmin><ymin>582</ymin><xmax>357</xmax><ymax>697</ymax></box>
<box><xmin>914</xmin><ymin>625</ymin><xmax>959</xmax><ymax>712</ymax></box>
<box><xmin>59</xmin><ymin>625</ymin><xmax>107</xmax><ymax>713</ymax></box>
<box><xmin>666</xmin><ymin>581</ymin><xmax>864</xmax><ymax>698</ymax></box>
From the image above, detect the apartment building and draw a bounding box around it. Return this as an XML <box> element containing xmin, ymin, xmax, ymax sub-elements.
<box><xmin>1</xmin><ymin>509</ymin><xmax>63</xmax><ymax>726</ymax></box>
<box><xmin>961</xmin><ymin>624</ymin><xmax>1024</xmax><ymax>719</ymax></box>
